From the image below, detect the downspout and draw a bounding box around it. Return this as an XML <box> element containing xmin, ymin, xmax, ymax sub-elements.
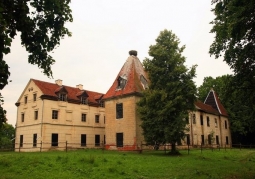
<box><xmin>41</xmin><ymin>99</ymin><xmax>44</xmax><ymax>150</ymax></box>
<box><xmin>219</xmin><ymin>115</ymin><xmax>223</xmax><ymax>147</ymax></box>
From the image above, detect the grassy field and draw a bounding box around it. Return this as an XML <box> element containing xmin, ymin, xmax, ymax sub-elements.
<box><xmin>0</xmin><ymin>149</ymin><xmax>255</xmax><ymax>179</ymax></box>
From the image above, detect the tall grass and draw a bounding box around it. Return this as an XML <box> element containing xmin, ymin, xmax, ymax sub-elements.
<box><xmin>0</xmin><ymin>149</ymin><xmax>255</xmax><ymax>179</ymax></box>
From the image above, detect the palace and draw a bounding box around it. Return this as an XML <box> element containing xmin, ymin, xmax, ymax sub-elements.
<box><xmin>15</xmin><ymin>51</ymin><xmax>231</xmax><ymax>151</ymax></box>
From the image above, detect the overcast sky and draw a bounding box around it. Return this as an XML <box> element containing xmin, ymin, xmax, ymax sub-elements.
<box><xmin>2</xmin><ymin>0</ymin><xmax>233</xmax><ymax>126</ymax></box>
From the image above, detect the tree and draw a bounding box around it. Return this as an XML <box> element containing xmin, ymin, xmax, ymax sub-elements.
<box><xmin>197</xmin><ymin>75</ymin><xmax>231</xmax><ymax>102</ymax></box>
<box><xmin>0</xmin><ymin>123</ymin><xmax>15</xmax><ymax>148</ymax></box>
<box><xmin>0</xmin><ymin>0</ymin><xmax>73</xmax><ymax>126</ymax></box>
<box><xmin>210</xmin><ymin>0</ymin><xmax>255</xmax><ymax>140</ymax></box>
<box><xmin>137</xmin><ymin>30</ymin><xmax>197</xmax><ymax>154</ymax></box>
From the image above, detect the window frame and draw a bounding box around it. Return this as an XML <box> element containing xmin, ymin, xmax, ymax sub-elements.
<box><xmin>95</xmin><ymin>135</ymin><xmax>100</xmax><ymax>146</ymax></box>
<box><xmin>51</xmin><ymin>133</ymin><xmax>58</xmax><ymax>147</ymax></box>
<box><xmin>34</xmin><ymin>111</ymin><xmax>38</xmax><ymax>120</ymax></box>
<box><xmin>21</xmin><ymin>113</ymin><xmax>25</xmax><ymax>122</ymax></box>
<box><xmin>81</xmin><ymin>113</ymin><xmax>86</xmax><ymax>122</ymax></box>
<box><xmin>81</xmin><ymin>134</ymin><xmax>86</xmax><ymax>146</ymax></box>
<box><xmin>59</xmin><ymin>93</ymin><xmax>67</xmax><ymax>101</ymax></box>
<box><xmin>116</xmin><ymin>103</ymin><xmax>123</xmax><ymax>119</ymax></box>
<box><xmin>52</xmin><ymin>110</ymin><xmax>58</xmax><ymax>119</ymax></box>
<box><xmin>24</xmin><ymin>96</ymin><xmax>28</xmax><ymax>104</ymax></box>
<box><xmin>33</xmin><ymin>93</ymin><xmax>37</xmax><ymax>102</ymax></box>
<box><xmin>95</xmin><ymin>115</ymin><xmax>100</xmax><ymax>123</ymax></box>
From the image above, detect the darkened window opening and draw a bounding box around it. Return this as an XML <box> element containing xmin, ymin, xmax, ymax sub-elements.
<box><xmin>33</xmin><ymin>93</ymin><xmax>37</xmax><ymax>101</ymax></box>
<box><xmin>225</xmin><ymin>120</ymin><xmax>228</xmax><ymax>129</ymax></box>
<box><xmin>208</xmin><ymin>134</ymin><xmax>212</xmax><ymax>145</ymax></box>
<box><xmin>81</xmin><ymin>113</ymin><xmax>86</xmax><ymax>122</ymax></box>
<box><xmin>24</xmin><ymin>96</ymin><xmax>27</xmax><ymax>104</ymax></box>
<box><xmin>20</xmin><ymin>135</ymin><xmax>23</xmax><ymax>147</ymax></box>
<box><xmin>207</xmin><ymin>116</ymin><xmax>210</xmax><ymax>127</ymax></box>
<box><xmin>81</xmin><ymin>134</ymin><xmax>86</xmax><ymax>146</ymax></box>
<box><xmin>95</xmin><ymin>135</ymin><xmax>100</xmax><ymax>146</ymax></box>
<box><xmin>116</xmin><ymin>133</ymin><xmax>123</xmax><ymax>147</ymax></box>
<box><xmin>21</xmin><ymin>113</ymin><xmax>25</xmax><ymax>122</ymax></box>
<box><xmin>201</xmin><ymin>135</ymin><xmax>204</xmax><ymax>145</ymax></box>
<box><xmin>51</xmin><ymin>133</ymin><xmax>58</xmax><ymax>146</ymax></box>
<box><xmin>52</xmin><ymin>110</ymin><xmax>58</xmax><ymax>119</ymax></box>
<box><xmin>200</xmin><ymin>115</ymin><xmax>203</xmax><ymax>125</ymax></box>
<box><xmin>33</xmin><ymin>133</ymin><xmax>37</xmax><ymax>147</ymax></box>
<box><xmin>34</xmin><ymin>111</ymin><xmax>38</xmax><ymax>120</ymax></box>
<box><xmin>226</xmin><ymin>136</ymin><xmax>229</xmax><ymax>145</ymax></box>
<box><xmin>186</xmin><ymin>134</ymin><xmax>190</xmax><ymax>145</ymax></box>
<box><xmin>216</xmin><ymin>135</ymin><xmax>219</xmax><ymax>145</ymax></box>
<box><xmin>95</xmin><ymin>115</ymin><xmax>99</xmax><ymax>123</ymax></box>
<box><xmin>116</xmin><ymin>103</ymin><xmax>123</xmax><ymax>119</ymax></box>
<box><xmin>140</xmin><ymin>75</ymin><xmax>149</xmax><ymax>89</ymax></box>
<box><xmin>215</xmin><ymin>118</ymin><xmax>218</xmax><ymax>128</ymax></box>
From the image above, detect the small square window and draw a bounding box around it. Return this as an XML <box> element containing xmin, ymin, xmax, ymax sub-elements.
<box><xmin>21</xmin><ymin>113</ymin><xmax>25</xmax><ymax>122</ymax></box>
<box><xmin>95</xmin><ymin>115</ymin><xmax>99</xmax><ymax>123</ymax></box>
<box><xmin>81</xmin><ymin>113</ymin><xmax>86</xmax><ymax>122</ymax></box>
<box><xmin>52</xmin><ymin>110</ymin><xmax>58</xmax><ymax>119</ymax></box>
<box><xmin>34</xmin><ymin>111</ymin><xmax>38</xmax><ymax>120</ymax></box>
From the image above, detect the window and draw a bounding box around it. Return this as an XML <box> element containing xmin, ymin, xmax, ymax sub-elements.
<box><xmin>192</xmin><ymin>114</ymin><xmax>196</xmax><ymax>124</ymax></box>
<box><xmin>99</xmin><ymin>100</ymin><xmax>105</xmax><ymax>107</ymax></box>
<box><xmin>95</xmin><ymin>115</ymin><xmax>99</xmax><ymax>123</ymax></box>
<box><xmin>20</xmin><ymin>135</ymin><xmax>23</xmax><ymax>147</ymax></box>
<box><xmin>33</xmin><ymin>93</ymin><xmax>37</xmax><ymax>101</ymax></box>
<box><xmin>201</xmin><ymin>135</ymin><xmax>204</xmax><ymax>145</ymax></box>
<box><xmin>186</xmin><ymin>134</ymin><xmax>190</xmax><ymax>145</ymax></box>
<box><xmin>24</xmin><ymin>96</ymin><xmax>27</xmax><ymax>104</ymax></box>
<box><xmin>116</xmin><ymin>133</ymin><xmax>123</xmax><ymax>147</ymax></box>
<box><xmin>116</xmin><ymin>103</ymin><xmax>123</xmax><ymax>119</ymax></box>
<box><xmin>215</xmin><ymin>118</ymin><xmax>218</xmax><ymax>128</ymax></box>
<box><xmin>51</xmin><ymin>133</ymin><xmax>58</xmax><ymax>146</ymax></box>
<box><xmin>200</xmin><ymin>115</ymin><xmax>203</xmax><ymax>125</ymax></box>
<box><xmin>52</xmin><ymin>110</ymin><xmax>58</xmax><ymax>119</ymax></box>
<box><xmin>140</xmin><ymin>75</ymin><xmax>148</xmax><ymax>89</ymax></box>
<box><xmin>59</xmin><ymin>93</ymin><xmax>66</xmax><ymax>101</ymax></box>
<box><xmin>95</xmin><ymin>135</ymin><xmax>100</xmax><ymax>146</ymax></box>
<box><xmin>216</xmin><ymin>135</ymin><xmax>219</xmax><ymax>145</ymax></box>
<box><xmin>81</xmin><ymin>113</ymin><xmax>86</xmax><ymax>122</ymax></box>
<box><xmin>34</xmin><ymin>111</ymin><xmax>38</xmax><ymax>120</ymax></box>
<box><xmin>81</xmin><ymin>134</ymin><xmax>86</xmax><ymax>146</ymax></box>
<box><xmin>208</xmin><ymin>134</ymin><xmax>212</xmax><ymax>145</ymax></box>
<box><xmin>225</xmin><ymin>120</ymin><xmax>228</xmax><ymax>129</ymax></box>
<box><xmin>207</xmin><ymin>116</ymin><xmax>210</xmax><ymax>127</ymax></box>
<box><xmin>226</xmin><ymin>136</ymin><xmax>229</xmax><ymax>145</ymax></box>
<box><xmin>117</xmin><ymin>76</ymin><xmax>127</xmax><ymax>89</ymax></box>
<box><xmin>33</xmin><ymin>134</ymin><xmax>37</xmax><ymax>147</ymax></box>
<box><xmin>81</xmin><ymin>97</ymin><xmax>88</xmax><ymax>105</ymax></box>
<box><xmin>21</xmin><ymin>113</ymin><xmax>25</xmax><ymax>122</ymax></box>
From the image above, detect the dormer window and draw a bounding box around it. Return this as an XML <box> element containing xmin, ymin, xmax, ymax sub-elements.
<box><xmin>117</xmin><ymin>76</ymin><xmax>127</xmax><ymax>90</ymax></box>
<box><xmin>59</xmin><ymin>93</ymin><xmax>67</xmax><ymax>101</ymax></box>
<box><xmin>81</xmin><ymin>97</ymin><xmax>88</xmax><ymax>105</ymax></box>
<box><xmin>140</xmin><ymin>75</ymin><xmax>148</xmax><ymax>89</ymax></box>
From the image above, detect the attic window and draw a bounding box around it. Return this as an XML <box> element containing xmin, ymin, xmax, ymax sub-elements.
<box><xmin>59</xmin><ymin>93</ymin><xmax>67</xmax><ymax>101</ymax></box>
<box><xmin>140</xmin><ymin>75</ymin><xmax>148</xmax><ymax>89</ymax></box>
<box><xmin>117</xmin><ymin>76</ymin><xmax>127</xmax><ymax>90</ymax></box>
<box><xmin>81</xmin><ymin>97</ymin><xmax>88</xmax><ymax>105</ymax></box>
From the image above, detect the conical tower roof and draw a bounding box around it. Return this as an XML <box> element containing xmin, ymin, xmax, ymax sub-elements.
<box><xmin>103</xmin><ymin>50</ymin><xmax>149</xmax><ymax>100</ymax></box>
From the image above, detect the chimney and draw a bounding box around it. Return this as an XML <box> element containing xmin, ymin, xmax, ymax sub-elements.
<box><xmin>76</xmin><ymin>84</ymin><xmax>83</xmax><ymax>90</ymax></box>
<box><xmin>55</xmin><ymin>79</ymin><xmax>62</xmax><ymax>86</ymax></box>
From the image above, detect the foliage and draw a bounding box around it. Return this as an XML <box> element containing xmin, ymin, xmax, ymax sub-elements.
<box><xmin>137</xmin><ymin>30</ymin><xmax>197</xmax><ymax>153</ymax></box>
<box><xmin>0</xmin><ymin>0</ymin><xmax>73</xmax><ymax>126</ymax></box>
<box><xmin>210</xmin><ymin>0</ymin><xmax>255</xmax><ymax>84</ymax></box>
<box><xmin>197</xmin><ymin>75</ymin><xmax>255</xmax><ymax>144</ymax></box>
<box><xmin>1</xmin><ymin>149</ymin><xmax>255</xmax><ymax>178</ymax></box>
<box><xmin>0</xmin><ymin>123</ymin><xmax>15</xmax><ymax>147</ymax></box>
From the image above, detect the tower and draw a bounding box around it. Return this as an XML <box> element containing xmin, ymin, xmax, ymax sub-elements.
<box><xmin>103</xmin><ymin>50</ymin><xmax>149</xmax><ymax>150</ymax></box>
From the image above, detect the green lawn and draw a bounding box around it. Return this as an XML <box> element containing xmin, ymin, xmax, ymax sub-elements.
<box><xmin>0</xmin><ymin>149</ymin><xmax>255</xmax><ymax>179</ymax></box>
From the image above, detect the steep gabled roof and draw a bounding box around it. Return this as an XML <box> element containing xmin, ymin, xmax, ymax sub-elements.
<box><xmin>103</xmin><ymin>53</ymin><xmax>148</xmax><ymax>100</ymax></box>
<box><xmin>204</xmin><ymin>89</ymin><xmax>228</xmax><ymax>116</ymax></box>
<box><xmin>195</xmin><ymin>100</ymin><xmax>220</xmax><ymax>115</ymax></box>
<box><xmin>32</xmin><ymin>79</ymin><xmax>104</xmax><ymax>105</ymax></box>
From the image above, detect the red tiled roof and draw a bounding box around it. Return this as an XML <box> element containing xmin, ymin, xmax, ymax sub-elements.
<box><xmin>32</xmin><ymin>79</ymin><xmax>104</xmax><ymax>105</ymax></box>
<box><xmin>195</xmin><ymin>100</ymin><xmax>220</xmax><ymax>115</ymax></box>
<box><xmin>103</xmin><ymin>55</ymin><xmax>148</xmax><ymax>99</ymax></box>
<box><xmin>204</xmin><ymin>90</ymin><xmax>228</xmax><ymax>116</ymax></box>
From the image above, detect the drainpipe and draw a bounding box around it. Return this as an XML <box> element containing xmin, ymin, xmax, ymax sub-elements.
<box><xmin>41</xmin><ymin>99</ymin><xmax>44</xmax><ymax>150</ymax></box>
